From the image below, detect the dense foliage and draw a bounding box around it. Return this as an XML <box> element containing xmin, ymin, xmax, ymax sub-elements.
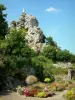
<box><xmin>42</xmin><ymin>46</ymin><xmax>56</xmax><ymax>61</ymax></box>
<box><xmin>31</xmin><ymin>55</ymin><xmax>55</xmax><ymax>81</ymax></box>
<box><xmin>42</xmin><ymin>44</ymin><xmax>75</xmax><ymax>63</ymax></box>
<box><xmin>56</xmin><ymin>50</ymin><xmax>71</xmax><ymax>62</ymax></box>
<box><xmin>65</xmin><ymin>88</ymin><xmax>75</xmax><ymax>100</ymax></box>
<box><xmin>46</xmin><ymin>36</ymin><xmax>57</xmax><ymax>47</ymax></box>
<box><xmin>0</xmin><ymin>29</ymin><xmax>32</xmax><ymax>89</ymax></box>
<box><xmin>0</xmin><ymin>4</ymin><xmax>8</xmax><ymax>39</ymax></box>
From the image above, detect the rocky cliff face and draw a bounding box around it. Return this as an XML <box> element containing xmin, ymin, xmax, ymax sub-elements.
<box><xmin>10</xmin><ymin>10</ymin><xmax>46</xmax><ymax>52</ymax></box>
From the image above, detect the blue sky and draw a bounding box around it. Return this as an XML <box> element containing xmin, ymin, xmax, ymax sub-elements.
<box><xmin>0</xmin><ymin>0</ymin><xmax>75</xmax><ymax>54</ymax></box>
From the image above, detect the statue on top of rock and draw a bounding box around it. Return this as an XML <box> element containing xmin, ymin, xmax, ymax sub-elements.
<box><xmin>10</xmin><ymin>9</ymin><xmax>46</xmax><ymax>52</ymax></box>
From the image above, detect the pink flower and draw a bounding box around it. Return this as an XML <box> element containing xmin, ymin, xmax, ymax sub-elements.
<box><xmin>24</xmin><ymin>88</ymin><xmax>29</xmax><ymax>96</ymax></box>
<box><xmin>44</xmin><ymin>87</ymin><xmax>48</xmax><ymax>92</ymax></box>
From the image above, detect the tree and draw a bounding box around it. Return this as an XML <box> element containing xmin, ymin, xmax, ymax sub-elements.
<box><xmin>70</xmin><ymin>54</ymin><xmax>75</xmax><ymax>63</ymax></box>
<box><xmin>0</xmin><ymin>4</ymin><xmax>8</xmax><ymax>39</ymax></box>
<box><xmin>31</xmin><ymin>56</ymin><xmax>44</xmax><ymax>81</ymax></box>
<box><xmin>31</xmin><ymin>55</ymin><xmax>55</xmax><ymax>82</ymax></box>
<box><xmin>56</xmin><ymin>49</ymin><xmax>71</xmax><ymax>62</ymax></box>
<box><xmin>1</xmin><ymin>29</ymin><xmax>32</xmax><ymax>65</ymax></box>
<box><xmin>46</xmin><ymin>36</ymin><xmax>57</xmax><ymax>47</ymax></box>
<box><xmin>0</xmin><ymin>29</ymin><xmax>33</xmax><ymax>89</ymax></box>
<box><xmin>42</xmin><ymin>46</ymin><xmax>56</xmax><ymax>61</ymax></box>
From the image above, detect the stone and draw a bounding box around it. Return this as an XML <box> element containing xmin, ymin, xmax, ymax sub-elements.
<box><xmin>10</xmin><ymin>10</ymin><xmax>46</xmax><ymax>51</ymax></box>
<box><xmin>25</xmin><ymin>15</ymin><xmax>38</xmax><ymax>29</ymax></box>
<box><xmin>53</xmin><ymin>62</ymin><xmax>72</xmax><ymax>68</ymax></box>
<box><xmin>26</xmin><ymin>26</ymin><xmax>45</xmax><ymax>43</ymax></box>
<box><xmin>16</xmin><ymin>12</ymin><xmax>26</xmax><ymax>30</ymax></box>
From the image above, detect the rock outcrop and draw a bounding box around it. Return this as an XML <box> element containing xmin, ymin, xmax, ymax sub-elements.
<box><xmin>53</xmin><ymin>62</ymin><xmax>72</xmax><ymax>68</ymax></box>
<box><xmin>10</xmin><ymin>9</ymin><xmax>45</xmax><ymax>52</ymax></box>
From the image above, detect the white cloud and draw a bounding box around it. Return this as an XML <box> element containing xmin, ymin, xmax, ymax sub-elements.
<box><xmin>46</xmin><ymin>7</ymin><xmax>57</xmax><ymax>12</ymax></box>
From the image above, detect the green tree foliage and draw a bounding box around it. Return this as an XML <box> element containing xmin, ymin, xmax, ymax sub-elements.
<box><xmin>31</xmin><ymin>56</ymin><xmax>44</xmax><ymax>81</ymax></box>
<box><xmin>56</xmin><ymin>49</ymin><xmax>71</xmax><ymax>62</ymax></box>
<box><xmin>0</xmin><ymin>29</ymin><xmax>33</xmax><ymax>89</ymax></box>
<box><xmin>70</xmin><ymin>54</ymin><xmax>75</xmax><ymax>63</ymax></box>
<box><xmin>0</xmin><ymin>4</ymin><xmax>8</xmax><ymax>39</ymax></box>
<box><xmin>42</xmin><ymin>46</ymin><xmax>56</xmax><ymax>61</ymax></box>
<box><xmin>46</xmin><ymin>36</ymin><xmax>57</xmax><ymax>47</ymax></box>
<box><xmin>31</xmin><ymin>55</ymin><xmax>55</xmax><ymax>82</ymax></box>
<box><xmin>1</xmin><ymin>29</ymin><xmax>32</xmax><ymax>67</ymax></box>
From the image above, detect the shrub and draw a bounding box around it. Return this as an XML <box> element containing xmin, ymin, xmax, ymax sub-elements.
<box><xmin>50</xmin><ymin>82</ymin><xmax>57</xmax><ymax>91</ymax></box>
<box><xmin>44</xmin><ymin>78</ymin><xmax>51</xmax><ymax>83</ymax></box>
<box><xmin>33</xmin><ymin>86</ymin><xmax>43</xmax><ymax>92</ymax></box>
<box><xmin>51</xmin><ymin>82</ymin><xmax>57</xmax><ymax>87</ymax></box>
<box><xmin>43</xmin><ymin>87</ymin><xmax>49</xmax><ymax>92</ymax></box>
<box><xmin>31</xmin><ymin>56</ymin><xmax>44</xmax><ymax>81</ymax></box>
<box><xmin>42</xmin><ymin>46</ymin><xmax>56</xmax><ymax>61</ymax></box>
<box><xmin>24</xmin><ymin>88</ymin><xmax>30</xmax><ymax>96</ymax></box>
<box><xmin>33</xmin><ymin>82</ymin><xmax>45</xmax><ymax>91</ymax></box>
<box><xmin>24</xmin><ymin>87</ymin><xmax>38</xmax><ymax>97</ymax></box>
<box><xmin>67</xmin><ymin>84</ymin><xmax>75</xmax><ymax>90</ymax></box>
<box><xmin>56</xmin><ymin>83</ymin><xmax>66</xmax><ymax>91</ymax></box>
<box><xmin>25</xmin><ymin>75</ymin><xmax>38</xmax><ymax>85</ymax></box>
<box><xmin>31</xmin><ymin>55</ymin><xmax>55</xmax><ymax>82</ymax></box>
<box><xmin>68</xmin><ymin>80</ymin><xmax>73</xmax><ymax>84</ymax></box>
<box><xmin>65</xmin><ymin>88</ymin><xmax>75</xmax><ymax>100</ymax></box>
<box><xmin>56</xmin><ymin>49</ymin><xmax>71</xmax><ymax>62</ymax></box>
<box><xmin>43</xmin><ymin>59</ymin><xmax>55</xmax><ymax>82</ymax></box>
<box><xmin>36</xmin><ymin>92</ymin><xmax>46</xmax><ymax>98</ymax></box>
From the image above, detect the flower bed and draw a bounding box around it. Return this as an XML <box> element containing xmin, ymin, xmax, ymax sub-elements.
<box><xmin>16</xmin><ymin>85</ymin><xmax>55</xmax><ymax>98</ymax></box>
<box><xmin>16</xmin><ymin>80</ymin><xmax>75</xmax><ymax>98</ymax></box>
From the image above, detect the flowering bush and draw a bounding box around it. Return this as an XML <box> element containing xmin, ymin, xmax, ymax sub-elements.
<box><xmin>24</xmin><ymin>87</ymin><xmax>38</xmax><ymax>97</ymax></box>
<box><xmin>16</xmin><ymin>82</ymin><xmax>56</xmax><ymax>98</ymax></box>
<box><xmin>33</xmin><ymin>85</ymin><xmax>43</xmax><ymax>92</ymax></box>
<box><xmin>50</xmin><ymin>82</ymin><xmax>66</xmax><ymax>91</ymax></box>
<box><xmin>43</xmin><ymin>87</ymin><xmax>49</xmax><ymax>92</ymax></box>
<box><xmin>25</xmin><ymin>75</ymin><xmax>38</xmax><ymax>85</ymax></box>
<box><xmin>65</xmin><ymin>88</ymin><xmax>75</xmax><ymax>100</ymax></box>
<box><xmin>24</xmin><ymin>88</ymin><xmax>33</xmax><ymax>96</ymax></box>
<box><xmin>49</xmin><ymin>85</ymin><xmax>56</xmax><ymax>92</ymax></box>
<box><xmin>36</xmin><ymin>92</ymin><xmax>46</xmax><ymax>98</ymax></box>
<box><xmin>33</xmin><ymin>89</ymin><xmax>38</xmax><ymax>96</ymax></box>
<box><xmin>51</xmin><ymin>82</ymin><xmax>57</xmax><ymax>90</ymax></box>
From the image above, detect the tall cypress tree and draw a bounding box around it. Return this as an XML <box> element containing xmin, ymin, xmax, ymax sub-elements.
<box><xmin>0</xmin><ymin>4</ymin><xmax>8</xmax><ymax>39</ymax></box>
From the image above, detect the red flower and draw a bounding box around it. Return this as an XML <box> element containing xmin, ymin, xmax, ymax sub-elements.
<box><xmin>33</xmin><ymin>89</ymin><xmax>38</xmax><ymax>95</ymax></box>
